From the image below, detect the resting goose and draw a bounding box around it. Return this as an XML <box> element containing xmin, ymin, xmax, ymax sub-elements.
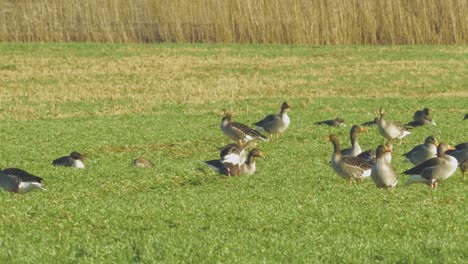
<box><xmin>326</xmin><ymin>134</ymin><xmax>372</xmax><ymax>186</ymax></box>
<box><xmin>220</xmin><ymin>110</ymin><xmax>267</xmax><ymax>145</ymax></box>
<box><xmin>376</xmin><ymin>107</ymin><xmax>411</xmax><ymax>145</ymax></box>
<box><xmin>413</xmin><ymin>108</ymin><xmax>431</xmax><ymax>122</ymax></box>
<box><xmin>52</xmin><ymin>151</ymin><xmax>85</xmax><ymax>169</ymax></box>
<box><xmin>205</xmin><ymin>141</ymin><xmax>256</xmax><ymax>176</ymax></box>
<box><xmin>315</xmin><ymin>117</ymin><xmax>345</xmax><ymax>127</ymax></box>
<box><xmin>460</xmin><ymin>160</ymin><xmax>468</xmax><ymax>179</ymax></box>
<box><xmin>0</xmin><ymin>168</ymin><xmax>46</xmax><ymax>194</ymax></box>
<box><xmin>253</xmin><ymin>102</ymin><xmax>292</xmax><ymax>139</ymax></box>
<box><xmin>361</xmin><ymin>119</ymin><xmax>377</xmax><ymax>126</ymax></box>
<box><xmin>445</xmin><ymin>142</ymin><xmax>468</xmax><ymax>163</ymax></box>
<box><xmin>404</xmin><ymin>143</ymin><xmax>458</xmax><ymax>189</ymax></box>
<box><xmin>371</xmin><ymin>144</ymin><xmax>398</xmax><ymax>189</ymax></box>
<box><xmin>132</xmin><ymin>157</ymin><xmax>154</xmax><ymax>168</ymax></box>
<box><xmin>341</xmin><ymin>125</ymin><xmax>367</xmax><ymax>156</ymax></box>
<box><xmin>403</xmin><ymin>136</ymin><xmax>438</xmax><ymax>166</ymax></box>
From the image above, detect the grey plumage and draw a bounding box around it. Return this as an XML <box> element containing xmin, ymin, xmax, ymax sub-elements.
<box><xmin>371</xmin><ymin>144</ymin><xmax>398</xmax><ymax>189</ymax></box>
<box><xmin>326</xmin><ymin>134</ymin><xmax>372</xmax><ymax>186</ymax></box>
<box><xmin>0</xmin><ymin>168</ymin><xmax>46</xmax><ymax>194</ymax></box>
<box><xmin>403</xmin><ymin>136</ymin><xmax>438</xmax><ymax>165</ymax></box>
<box><xmin>315</xmin><ymin>117</ymin><xmax>345</xmax><ymax>127</ymax></box>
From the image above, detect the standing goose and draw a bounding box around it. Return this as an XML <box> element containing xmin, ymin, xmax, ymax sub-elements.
<box><xmin>253</xmin><ymin>102</ymin><xmax>292</xmax><ymax>139</ymax></box>
<box><xmin>220</xmin><ymin>110</ymin><xmax>267</xmax><ymax>145</ymax></box>
<box><xmin>371</xmin><ymin>144</ymin><xmax>398</xmax><ymax>189</ymax></box>
<box><xmin>404</xmin><ymin>143</ymin><xmax>458</xmax><ymax>189</ymax></box>
<box><xmin>326</xmin><ymin>134</ymin><xmax>372</xmax><ymax>186</ymax></box>
<box><xmin>376</xmin><ymin>107</ymin><xmax>411</xmax><ymax>145</ymax></box>
<box><xmin>52</xmin><ymin>151</ymin><xmax>85</xmax><ymax>169</ymax></box>
<box><xmin>315</xmin><ymin>117</ymin><xmax>345</xmax><ymax>127</ymax></box>
<box><xmin>341</xmin><ymin>125</ymin><xmax>367</xmax><ymax>156</ymax></box>
<box><xmin>445</xmin><ymin>142</ymin><xmax>468</xmax><ymax>164</ymax></box>
<box><xmin>0</xmin><ymin>168</ymin><xmax>46</xmax><ymax>194</ymax></box>
<box><xmin>460</xmin><ymin>159</ymin><xmax>468</xmax><ymax>179</ymax></box>
<box><xmin>403</xmin><ymin>136</ymin><xmax>438</xmax><ymax>166</ymax></box>
<box><xmin>204</xmin><ymin>141</ymin><xmax>256</xmax><ymax>176</ymax></box>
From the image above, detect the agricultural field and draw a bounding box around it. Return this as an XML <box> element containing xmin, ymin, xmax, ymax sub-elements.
<box><xmin>0</xmin><ymin>43</ymin><xmax>467</xmax><ymax>262</ymax></box>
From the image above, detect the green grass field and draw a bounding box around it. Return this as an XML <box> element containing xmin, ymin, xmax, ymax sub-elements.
<box><xmin>0</xmin><ymin>43</ymin><xmax>467</xmax><ymax>263</ymax></box>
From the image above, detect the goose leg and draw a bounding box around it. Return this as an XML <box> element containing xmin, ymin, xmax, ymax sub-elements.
<box><xmin>348</xmin><ymin>178</ymin><xmax>353</xmax><ymax>187</ymax></box>
<box><xmin>276</xmin><ymin>133</ymin><xmax>279</xmax><ymax>140</ymax></box>
<box><xmin>236</xmin><ymin>164</ymin><xmax>241</xmax><ymax>176</ymax></box>
<box><xmin>227</xmin><ymin>167</ymin><xmax>231</xmax><ymax>177</ymax></box>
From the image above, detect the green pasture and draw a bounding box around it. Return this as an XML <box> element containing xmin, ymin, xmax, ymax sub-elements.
<box><xmin>0</xmin><ymin>43</ymin><xmax>466</xmax><ymax>263</ymax></box>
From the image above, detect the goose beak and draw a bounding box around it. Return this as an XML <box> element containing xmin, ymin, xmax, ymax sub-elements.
<box><xmin>360</xmin><ymin>127</ymin><xmax>368</xmax><ymax>133</ymax></box>
<box><xmin>447</xmin><ymin>145</ymin><xmax>456</xmax><ymax>151</ymax></box>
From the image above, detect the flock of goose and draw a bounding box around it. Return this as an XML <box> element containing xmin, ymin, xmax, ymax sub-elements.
<box><xmin>1</xmin><ymin>102</ymin><xmax>466</xmax><ymax>194</ymax></box>
<box><xmin>205</xmin><ymin>103</ymin><xmax>467</xmax><ymax>190</ymax></box>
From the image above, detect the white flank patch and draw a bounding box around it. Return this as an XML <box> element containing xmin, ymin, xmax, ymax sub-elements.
<box><xmin>399</xmin><ymin>131</ymin><xmax>411</xmax><ymax>139</ymax></box>
<box><xmin>222</xmin><ymin>153</ymin><xmax>240</xmax><ymax>166</ymax></box>
<box><xmin>18</xmin><ymin>182</ymin><xmax>46</xmax><ymax>194</ymax></box>
<box><xmin>362</xmin><ymin>169</ymin><xmax>371</xmax><ymax>177</ymax></box>
<box><xmin>74</xmin><ymin>159</ymin><xmax>85</xmax><ymax>169</ymax></box>
<box><xmin>255</xmin><ymin>126</ymin><xmax>265</xmax><ymax>132</ymax></box>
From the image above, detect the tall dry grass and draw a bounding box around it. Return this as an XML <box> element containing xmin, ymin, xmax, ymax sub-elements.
<box><xmin>0</xmin><ymin>0</ymin><xmax>467</xmax><ymax>44</ymax></box>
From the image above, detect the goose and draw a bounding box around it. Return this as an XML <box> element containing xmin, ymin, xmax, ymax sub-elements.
<box><xmin>460</xmin><ymin>160</ymin><xmax>468</xmax><ymax>179</ymax></box>
<box><xmin>315</xmin><ymin>117</ymin><xmax>345</xmax><ymax>127</ymax></box>
<box><xmin>326</xmin><ymin>134</ymin><xmax>372</xmax><ymax>186</ymax></box>
<box><xmin>361</xmin><ymin>119</ymin><xmax>377</xmax><ymax>126</ymax></box>
<box><xmin>220</xmin><ymin>110</ymin><xmax>267</xmax><ymax>145</ymax></box>
<box><xmin>132</xmin><ymin>157</ymin><xmax>154</xmax><ymax>168</ymax></box>
<box><xmin>445</xmin><ymin>142</ymin><xmax>468</xmax><ymax>163</ymax></box>
<box><xmin>52</xmin><ymin>151</ymin><xmax>85</xmax><ymax>169</ymax></box>
<box><xmin>403</xmin><ymin>136</ymin><xmax>438</xmax><ymax>166</ymax></box>
<box><xmin>464</xmin><ymin>114</ymin><xmax>468</xmax><ymax>120</ymax></box>
<box><xmin>413</xmin><ymin>108</ymin><xmax>431</xmax><ymax>122</ymax></box>
<box><xmin>371</xmin><ymin>144</ymin><xmax>398</xmax><ymax>189</ymax></box>
<box><xmin>0</xmin><ymin>168</ymin><xmax>46</xmax><ymax>194</ymax></box>
<box><xmin>407</xmin><ymin>108</ymin><xmax>436</xmax><ymax>127</ymax></box>
<box><xmin>341</xmin><ymin>125</ymin><xmax>367</xmax><ymax>156</ymax></box>
<box><xmin>204</xmin><ymin>141</ymin><xmax>257</xmax><ymax>176</ymax></box>
<box><xmin>206</xmin><ymin>148</ymin><xmax>265</xmax><ymax>176</ymax></box>
<box><xmin>253</xmin><ymin>102</ymin><xmax>292</xmax><ymax>139</ymax></box>
<box><xmin>376</xmin><ymin>107</ymin><xmax>411</xmax><ymax>145</ymax></box>
<box><xmin>404</xmin><ymin>143</ymin><xmax>458</xmax><ymax>189</ymax></box>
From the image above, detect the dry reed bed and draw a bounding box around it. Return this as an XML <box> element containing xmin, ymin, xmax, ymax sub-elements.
<box><xmin>1</xmin><ymin>0</ymin><xmax>467</xmax><ymax>44</ymax></box>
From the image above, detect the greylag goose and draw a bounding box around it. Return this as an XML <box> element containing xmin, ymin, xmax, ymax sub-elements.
<box><xmin>403</xmin><ymin>136</ymin><xmax>438</xmax><ymax>166</ymax></box>
<box><xmin>371</xmin><ymin>144</ymin><xmax>398</xmax><ymax>189</ymax></box>
<box><xmin>220</xmin><ymin>110</ymin><xmax>267</xmax><ymax>145</ymax></box>
<box><xmin>407</xmin><ymin>108</ymin><xmax>436</xmax><ymax>127</ymax></box>
<box><xmin>376</xmin><ymin>107</ymin><xmax>411</xmax><ymax>145</ymax></box>
<box><xmin>132</xmin><ymin>157</ymin><xmax>154</xmax><ymax>168</ymax></box>
<box><xmin>0</xmin><ymin>168</ymin><xmax>46</xmax><ymax>194</ymax></box>
<box><xmin>205</xmin><ymin>141</ymin><xmax>256</xmax><ymax>176</ymax></box>
<box><xmin>445</xmin><ymin>142</ymin><xmax>468</xmax><ymax>163</ymax></box>
<box><xmin>341</xmin><ymin>125</ymin><xmax>367</xmax><ymax>156</ymax></box>
<box><xmin>52</xmin><ymin>151</ymin><xmax>85</xmax><ymax>169</ymax></box>
<box><xmin>240</xmin><ymin>148</ymin><xmax>265</xmax><ymax>176</ymax></box>
<box><xmin>460</xmin><ymin>159</ymin><xmax>468</xmax><ymax>179</ymax></box>
<box><xmin>413</xmin><ymin>108</ymin><xmax>431</xmax><ymax>121</ymax></box>
<box><xmin>253</xmin><ymin>102</ymin><xmax>292</xmax><ymax>139</ymax></box>
<box><xmin>326</xmin><ymin>134</ymin><xmax>372</xmax><ymax>186</ymax></box>
<box><xmin>315</xmin><ymin>118</ymin><xmax>345</xmax><ymax>127</ymax></box>
<box><xmin>404</xmin><ymin>143</ymin><xmax>458</xmax><ymax>189</ymax></box>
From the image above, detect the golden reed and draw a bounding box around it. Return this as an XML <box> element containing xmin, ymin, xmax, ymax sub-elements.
<box><xmin>1</xmin><ymin>0</ymin><xmax>466</xmax><ymax>44</ymax></box>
